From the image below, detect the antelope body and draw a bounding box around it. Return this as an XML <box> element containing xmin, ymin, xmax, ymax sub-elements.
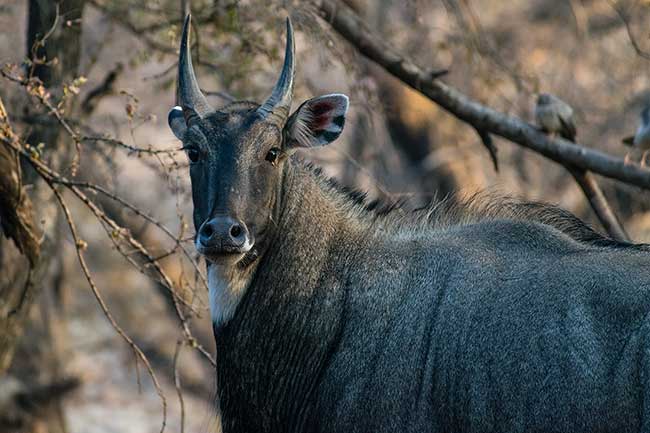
<box><xmin>168</xmin><ymin>15</ymin><xmax>650</xmax><ymax>433</ymax></box>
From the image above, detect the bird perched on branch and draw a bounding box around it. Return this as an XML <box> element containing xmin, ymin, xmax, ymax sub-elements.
<box><xmin>622</xmin><ymin>105</ymin><xmax>650</xmax><ymax>166</ymax></box>
<box><xmin>534</xmin><ymin>93</ymin><xmax>577</xmax><ymax>142</ymax></box>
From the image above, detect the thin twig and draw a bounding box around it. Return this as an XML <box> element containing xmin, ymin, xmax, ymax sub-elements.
<box><xmin>2</xmin><ymin>69</ymin><xmax>209</xmax><ymax>301</ymax></box>
<box><xmin>48</xmin><ymin>184</ymin><xmax>168</xmax><ymax>433</ymax></box>
<box><xmin>173</xmin><ymin>339</ymin><xmax>186</xmax><ymax>433</ymax></box>
<box><xmin>5</xmin><ymin>135</ymin><xmax>215</xmax><ymax>366</ymax></box>
<box><xmin>57</xmin><ymin>178</ymin><xmax>207</xmax><ymax>289</ymax></box>
<box><xmin>609</xmin><ymin>2</ymin><xmax>650</xmax><ymax>61</ymax></box>
<box><xmin>87</xmin><ymin>0</ymin><xmax>221</xmax><ymax>70</ymax></box>
<box><xmin>1</xmin><ymin>66</ymin><xmax>83</xmax><ymax>173</ymax></box>
<box><xmin>2</xmin><ymin>70</ymin><xmax>217</xmax><ymax>363</ymax></box>
<box><xmin>566</xmin><ymin>166</ymin><xmax>629</xmax><ymax>242</ymax></box>
<box><xmin>313</xmin><ymin>0</ymin><xmax>650</xmax><ymax>241</ymax></box>
<box><xmin>82</xmin><ymin>136</ymin><xmax>181</xmax><ymax>155</ymax></box>
<box><xmin>313</xmin><ymin>0</ymin><xmax>650</xmax><ymax>191</ymax></box>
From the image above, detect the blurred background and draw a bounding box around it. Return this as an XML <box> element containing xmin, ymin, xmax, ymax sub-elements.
<box><xmin>1</xmin><ymin>0</ymin><xmax>650</xmax><ymax>432</ymax></box>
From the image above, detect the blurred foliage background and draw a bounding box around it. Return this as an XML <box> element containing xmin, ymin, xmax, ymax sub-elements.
<box><xmin>1</xmin><ymin>0</ymin><xmax>650</xmax><ymax>432</ymax></box>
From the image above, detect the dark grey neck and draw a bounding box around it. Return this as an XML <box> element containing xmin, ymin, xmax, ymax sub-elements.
<box><xmin>215</xmin><ymin>160</ymin><xmax>363</xmax><ymax>432</ymax></box>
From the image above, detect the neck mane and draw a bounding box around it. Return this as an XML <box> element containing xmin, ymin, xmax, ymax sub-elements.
<box><xmin>279</xmin><ymin>159</ymin><xmax>637</xmax><ymax>249</ymax></box>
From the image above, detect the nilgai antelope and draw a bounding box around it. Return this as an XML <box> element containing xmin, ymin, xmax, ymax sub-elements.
<box><xmin>168</xmin><ymin>14</ymin><xmax>650</xmax><ymax>433</ymax></box>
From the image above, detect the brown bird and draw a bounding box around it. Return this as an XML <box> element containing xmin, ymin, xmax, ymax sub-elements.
<box><xmin>534</xmin><ymin>93</ymin><xmax>577</xmax><ymax>142</ymax></box>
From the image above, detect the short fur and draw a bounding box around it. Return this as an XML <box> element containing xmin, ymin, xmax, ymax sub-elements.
<box><xmin>215</xmin><ymin>155</ymin><xmax>650</xmax><ymax>433</ymax></box>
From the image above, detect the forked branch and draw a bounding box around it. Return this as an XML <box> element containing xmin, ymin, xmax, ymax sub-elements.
<box><xmin>314</xmin><ymin>0</ymin><xmax>646</xmax><ymax>240</ymax></box>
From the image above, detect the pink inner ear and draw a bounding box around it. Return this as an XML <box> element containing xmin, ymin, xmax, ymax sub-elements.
<box><xmin>307</xmin><ymin>101</ymin><xmax>335</xmax><ymax>130</ymax></box>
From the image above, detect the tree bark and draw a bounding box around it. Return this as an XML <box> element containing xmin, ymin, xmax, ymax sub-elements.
<box><xmin>0</xmin><ymin>2</ymin><xmax>85</xmax><ymax>431</ymax></box>
<box><xmin>0</xmin><ymin>97</ymin><xmax>42</xmax><ymax>375</ymax></box>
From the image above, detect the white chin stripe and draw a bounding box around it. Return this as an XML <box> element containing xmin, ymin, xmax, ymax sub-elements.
<box><xmin>207</xmin><ymin>264</ymin><xmax>250</xmax><ymax>327</ymax></box>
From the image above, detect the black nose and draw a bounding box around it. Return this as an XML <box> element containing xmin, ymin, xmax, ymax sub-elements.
<box><xmin>198</xmin><ymin>216</ymin><xmax>249</xmax><ymax>252</ymax></box>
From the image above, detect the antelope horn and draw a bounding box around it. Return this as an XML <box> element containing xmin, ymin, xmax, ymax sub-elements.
<box><xmin>257</xmin><ymin>18</ymin><xmax>295</xmax><ymax>125</ymax></box>
<box><xmin>176</xmin><ymin>14</ymin><xmax>212</xmax><ymax>119</ymax></box>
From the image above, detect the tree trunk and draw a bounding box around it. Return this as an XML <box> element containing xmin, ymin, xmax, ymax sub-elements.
<box><xmin>0</xmin><ymin>1</ymin><xmax>85</xmax><ymax>431</ymax></box>
<box><xmin>0</xmin><ymin>98</ymin><xmax>42</xmax><ymax>377</ymax></box>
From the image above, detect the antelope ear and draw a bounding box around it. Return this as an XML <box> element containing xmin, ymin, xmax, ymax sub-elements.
<box><xmin>168</xmin><ymin>106</ymin><xmax>187</xmax><ymax>140</ymax></box>
<box><xmin>285</xmin><ymin>94</ymin><xmax>349</xmax><ymax>148</ymax></box>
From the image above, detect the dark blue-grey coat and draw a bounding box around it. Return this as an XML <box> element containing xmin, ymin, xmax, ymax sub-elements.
<box><xmin>215</xmin><ymin>161</ymin><xmax>650</xmax><ymax>433</ymax></box>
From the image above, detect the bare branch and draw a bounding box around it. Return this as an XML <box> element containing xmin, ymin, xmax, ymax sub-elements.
<box><xmin>87</xmin><ymin>0</ymin><xmax>220</xmax><ymax>71</ymax></box>
<box><xmin>3</xmin><ymin>130</ymin><xmax>216</xmax><ymax>367</ymax></box>
<box><xmin>565</xmin><ymin>166</ymin><xmax>629</xmax><ymax>242</ymax></box>
<box><xmin>0</xmin><ymin>97</ymin><xmax>41</xmax><ymax>264</ymax></box>
<box><xmin>82</xmin><ymin>136</ymin><xmax>181</xmax><ymax>156</ymax></box>
<box><xmin>173</xmin><ymin>339</ymin><xmax>186</xmax><ymax>433</ymax></box>
<box><xmin>610</xmin><ymin>2</ymin><xmax>650</xmax><ymax>61</ymax></box>
<box><xmin>312</xmin><ymin>0</ymin><xmax>650</xmax><ymax>192</ymax></box>
<box><xmin>48</xmin><ymin>184</ymin><xmax>168</xmax><ymax>433</ymax></box>
<box><xmin>312</xmin><ymin>0</ymin><xmax>650</xmax><ymax>240</ymax></box>
<box><xmin>472</xmin><ymin>125</ymin><xmax>498</xmax><ymax>172</ymax></box>
<box><xmin>54</xmin><ymin>179</ymin><xmax>208</xmax><ymax>290</ymax></box>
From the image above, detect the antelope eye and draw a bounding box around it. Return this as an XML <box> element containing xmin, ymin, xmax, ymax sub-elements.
<box><xmin>183</xmin><ymin>146</ymin><xmax>200</xmax><ymax>163</ymax></box>
<box><xmin>265</xmin><ymin>147</ymin><xmax>280</xmax><ymax>164</ymax></box>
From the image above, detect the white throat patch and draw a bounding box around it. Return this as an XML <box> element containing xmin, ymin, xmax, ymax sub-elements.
<box><xmin>207</xmin><ymin>264</ymin><xmax>250</xmax><ymax>327</ymax></box>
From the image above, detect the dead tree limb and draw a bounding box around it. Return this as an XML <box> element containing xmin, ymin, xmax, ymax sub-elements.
<box><xmin>314</xmin><ymin>0</ymin><xmax>650</xmax><ymax>239</ymax></box>
<box><xmin>565</xmin><ymin>166</ymin><xmax>629</xmax><ymax>242</ymax></box>
<box><xmin>0</xmin><ymin>97</ymin><xmax>43</xmax><ymax>375</ymax></box>
<box><xmin>0</xmin><ymin>98</ymin><xmax>40</xmax><ymax>265</ymax></box>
